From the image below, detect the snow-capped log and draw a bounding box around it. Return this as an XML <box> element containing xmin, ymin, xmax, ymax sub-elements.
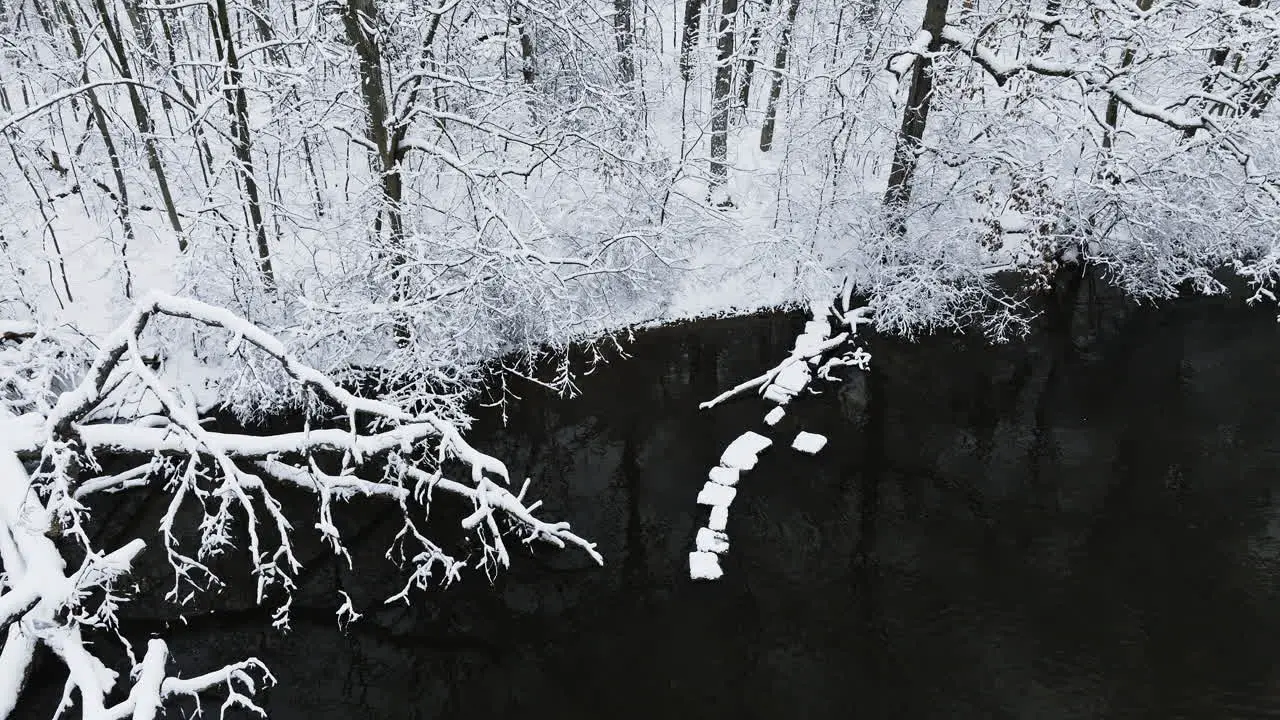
<box><xmin>771</xmin><ymin>362</ymin><xmax>811</xmax><ymax>394</ymax></box>
<box><xmin>698</xmin><ymin>333</ymin><xmax>850</xmax><ymax>411</ymax></box>
<box><xmin>699</xmin><ymin>301</ymin><xmax>873</xmax><ymax>412</ymax></box>
<box><xmin>0</xmin><ymin>323</ymin><xmax>34</xmax><ymax>343</ymax></box>
<box><xmin>0</xmin><ymin>292</ymin><xmax>600</xmax><ymax>718</ymax></box>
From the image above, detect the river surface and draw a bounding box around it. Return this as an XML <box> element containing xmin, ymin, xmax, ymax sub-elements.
<box><xmin>21</xmin><ymin>275</ymin><xmax>1280</xmax><ymax>718</ymax></box>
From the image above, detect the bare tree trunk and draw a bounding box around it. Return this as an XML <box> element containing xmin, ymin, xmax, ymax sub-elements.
<box><xmin>302</xmin><ymin>133</ymin><xmax>326</xmax><ymax>218</ymax></box>
<box><xmin>858</xmin><ymin>0</ymin><xmax>879</xmax><ymax>61</ymax></box>
<box><xmin>209</xmin><ymin>0</ymin><xmax>276</xmax><ymax>289</ymax></box>
<box><xmin>1036</xmin><ymin>0</ymin><xmax>1061</xmax><ymax>53</ymax></box>
<box><xmin>882</xmin><ymin>0</ymin><xmax>948</xmax><ymax>233</ymax></box>
<box><xmin>156</xmin><ymin>9</ymin><xmax>215</xmax><ymax>183</ymax></box>
<box><xmin>7</xmin><ymin>139</ymin><xmax>74</xmax><ymax>306</ymax></box>
<box><xmin>1099</xmin><ymin>0</ymin><xmax>1153</xmax><ymax>167</ymax></box>
<box><xmin>245</xmin><ymin>0</ymin><xmax>288</xmax><ymax>65</ymax></box>
<box><xmin>26</xmin><ymin>0</ymin><xmax>56</xmax><ymax>38</ymax></box>
<box><xmin>341</xmin><ymin>0</ymin><xmax>401</xmax><ymax>240</ymax></box>
<box><xmin>57</xmin><ymin>0</ymin><xmax>136</xmax><ymax>297</ymax></box>
<box><xmin>679</xmin><ymin>0</ymin><xmax>705</xmax><ymax>81</ymax></box>
<box><xmin>341</xmin><ymin>0</ymin><xmax>409</xmax><ymax>342</ymax></box>
<box><xmin>91</xmin><ymin>0</ymin><xmax>186</xmax><ymax>251</ymax></box>
<box><xmin>737</xmin><ymin>0</ymin><xmax>772</xmax><ymax>112</ymax></box>
<box><xmin>122</xmin><ymin>0</ymin><xmax>178</xmax><ymax>125</ymax></box>
<box><xmin>121</xmin><ymin>0</ymin><xmax>161</xmax><ymax>73</ymax></box>
<box><xmin>709</xmin><ymin>0</ymin><xmax>737</xmax><ymax>195</ymax></box>
<box><xmin>1100</xmin><ymin>52</ymin><xmax>1135</xmax><ymax>153</ymax></box>
<box><xmin>518</xmin><ymin>16</ymin><xmax>536</xmax><ymax>85</ymax></box>
<box><xmin>614</xmin><ymin>0</ymin><xmax>636</xmax><ymax>84</ymax></box>
<box><xmin>759</xmin><ymin>0</ymin><xmax>800</xmax><ymax>152</ymax></box>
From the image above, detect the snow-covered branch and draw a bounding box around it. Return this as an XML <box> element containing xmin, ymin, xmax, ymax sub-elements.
<box><xmin>0</xmin><ymin>292</ymin><xmax>599</xmax><ymax>717</ymax></box>
<box><xmin>939</xmin><ymin>26</ymin><xmax>1207</xmax><ymax>132</ymax></box>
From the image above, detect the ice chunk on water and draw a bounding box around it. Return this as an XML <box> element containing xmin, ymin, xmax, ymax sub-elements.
<box><xmin>764</xmin><ymin>407</ymin><xmax>785</xmax><ymax>426</ymax></box>
<box><xmin>708</xmin><ymin>505</ymin><xmax>729</xmax><ymax>531</ymax></box>
<box><xmin>696</xmin><ymin>482</ymin><xmax>737</xmax><ymax>506</ymax></box>
<box><xmin>696</xmin><ymin>527</ymin><xmax>730</xmax><ymax>554</ymax></box>
<box><xmin>689</xmin><ymin>551</ymin><xmax>723</xmax><ymax>580</ymax></box>
<box><xmin>791</xmin><ymin>431</ymin><xmax>828</xmax><ymax>455</ymax></box>
<box><xmin>720</xmin><ymin>431</ymin><xmax>772</xmax><ymax>470</ymax></box>
<box><xmin>709</xmin><ymin>466</ymin><xmax>739</xmax><ymax>486</ymax></box>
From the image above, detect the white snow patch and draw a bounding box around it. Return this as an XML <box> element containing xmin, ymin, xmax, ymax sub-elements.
<box><xmin>696</xmin><ymin>527</ymin><xmax>730</xmax><ymax>554</ymax></box>
<box><xmin>708</xmin><ymin>505</ymin><xmax>729</xmax><ymax>531</ymax></box>
<box><xmin>708</xmin><ymin>466</ymin><xmax>740</xmax><ymax>487</ymax></box>
<box><xmin>764</xmin><ymin>407</ymin><xmax>785</xmax><ymax>426</ymax></box>
<box><xmin>0</xmin><ymin>412</ymin><xmax>44</xmax><ymax>452</ymax></box>
<box><xmin>998</xmin><ymin>209</ymin><xmax>1031</xmax><ymax>234</ymax></box>
<box><xmin>791</xmin><ymin>431</ymin><xmax>828</xmax><ymax>455</ymax></box>
<box><xmin>689</xmin><ymin>551</ymin><xmax>723</xmax><ymax>580</ymax></box>
<box><xmin>720</xmin><ymin>431</ymin><xmax>772</xmax><ymax>470</ymax></box>
<box><xmin>696</xmin><ymin>482</ymin><xmax>737</xmax><ymax>507</ymax></box>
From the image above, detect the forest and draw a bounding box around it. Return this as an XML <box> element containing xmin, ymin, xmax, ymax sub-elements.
<box><xmin>1</xmin><ymin>0</ymin><xmax>1279</xmax><ymax>712</ymax></box>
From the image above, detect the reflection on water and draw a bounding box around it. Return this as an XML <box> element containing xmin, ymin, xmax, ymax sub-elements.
<box><xmin>22</xmin><ymin>275</ymin><xmax>1280</xmax><ymax>718</ymax></box>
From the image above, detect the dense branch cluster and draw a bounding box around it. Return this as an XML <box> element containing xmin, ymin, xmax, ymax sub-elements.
<box><xmin>0</xmin><ymin>293</ymin><xmax>599</xmax><ymax>717</ymax></box>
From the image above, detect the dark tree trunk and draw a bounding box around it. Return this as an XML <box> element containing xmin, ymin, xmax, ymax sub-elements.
<box><xmin>680</xmin><ymin>0</ymin><xmax>705</xmax><ymax>81</ymax></box>
<box><xmin>210</xmin><ymin>0</ymin><xmax>276</xmax><ymax>290</ymax></box>
<box><xmin>709</xmin><ymin>0</ymin><xmax>737</xmax><ymax>192</ymax></box>
<box><xmin>57</xmin><ymin>0</ymin><xmax>136</xmax><ymax>297</ymax></box>
<box><xmin>759</xmin><ymin>0</ymin><xmax>800</xmax><ymax>152</ymax></box>
<box><xmin>737</xmin><ymin>0</ymin><xmax>772</xmax><ymax>111</ymax></box>
<box><xmin>614</xmin><ymin>0</ymin><xmax>636</xmax><ymax>84</ymax></box>
<box><xmin>91</xmin><ymin>0</ymin><xmax>186</xmax><ymax>250</ymax></box>
<box><xmin>882</xmin><ymin>0</ymin><xmax>948</xmax><ymax>233</ymax></box>
<box><xmin>1037</xmin><ymin>0</ymin><xmax>1060</xmax><ymax>53</ymax></box>
<box><xmin>341</xmin><ymin>0</ymin><xmax>410</xmax><ymax>342</ymax></box>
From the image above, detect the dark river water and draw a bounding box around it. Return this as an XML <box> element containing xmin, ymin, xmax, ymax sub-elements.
<box><xmin>21</xmin><ymin>274</ymin><xmax>1280</xmax><ymax>718</ymax></box>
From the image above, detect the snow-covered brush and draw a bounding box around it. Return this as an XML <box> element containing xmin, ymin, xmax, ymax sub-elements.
<box><xmin>0</xmin><ymin>291</ymin><xmax>601</xmax><ymax>718</ymax></box>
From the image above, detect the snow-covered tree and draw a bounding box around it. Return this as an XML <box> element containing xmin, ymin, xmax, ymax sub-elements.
<box><xmin>0</xmin><ymin>292</ymin><xmax>600</xmax><ymax>717</ymax></box>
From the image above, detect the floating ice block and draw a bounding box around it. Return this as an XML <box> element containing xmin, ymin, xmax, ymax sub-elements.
<box><xmin>792</xmin><ymin>431</ymin><xmax>828</xmax><ymax>455</ymax></box>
